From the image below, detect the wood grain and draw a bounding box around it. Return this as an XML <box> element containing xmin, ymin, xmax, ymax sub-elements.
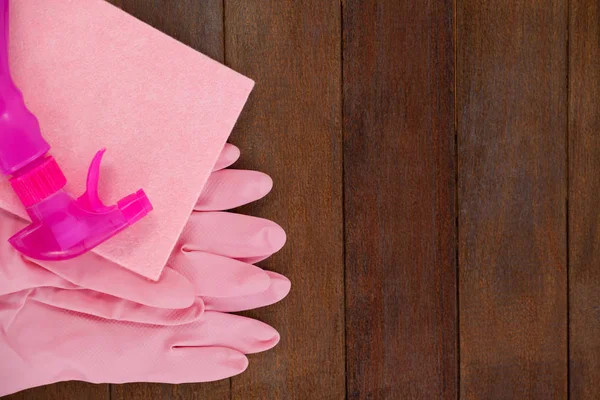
<box><xmin>108</xmin><ymin>0</ymin><xmax>224</xmax><ymax>62</ymax></box>
<box><xmin>112</xmin><ymin>383</ymin><xmax>231</xmax><ymax>400</ymax></box>
<box><xmin>569</xmin><ymin>0</ymin><xmax>600</xmax><ymax>398</ymax></box>
<box><xmin>343</xmin><ymin>1</ymin><xmax>456</xmax><ymax>399</ymax></box>
<box><xmin>457</xmin><ymin>1</ymin><xmax>568</xmax><ymax>398</ymax></box>
<box><xmin>2</xmin><ymin>382</ymin><xmax>108</xmax><ymax>400</ymax></box>
<box><xmin>224</xmin><ymin>1</ymin><xmax>345</xmax><ymax>399</ymax></box>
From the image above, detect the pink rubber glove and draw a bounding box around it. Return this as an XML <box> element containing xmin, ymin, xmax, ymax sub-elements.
<box><xmin>0</xmin><ymin>145</ymin><xmax>290</xmax><ymax>396</ymax></box>
<box><xmin>0</xmin><ymin>290</ymin><xmax>280</xmax><ymax>396</ymax></box>
<box><xmin>0</xmin><ymin>145</ymin><xmax>290</xmax><ymax>325</ymax></box>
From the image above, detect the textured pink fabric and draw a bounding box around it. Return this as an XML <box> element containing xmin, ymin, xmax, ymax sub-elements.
<box><xmin>0</xmin><ymin>0</ymin><xmax>254</xmax><ymax>280</ymax></box>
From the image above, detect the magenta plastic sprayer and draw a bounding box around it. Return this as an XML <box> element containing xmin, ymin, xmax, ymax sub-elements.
<box><xmin>0</xmin><ymin>0</ymin><xmax>152</xmax><ymax>260</ymax></box>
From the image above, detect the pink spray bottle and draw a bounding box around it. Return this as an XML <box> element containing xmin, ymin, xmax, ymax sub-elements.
<box><xmin>0</xmin><ymin>0</ymin><xmax>152</xmax><ymax>260</ymax></box>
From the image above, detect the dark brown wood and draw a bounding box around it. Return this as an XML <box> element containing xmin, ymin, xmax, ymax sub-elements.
<box><xmin>343</xmin><ymin>1</ymin><xmax>456</xmax><ymax>399</ymax></box>
<box><xmin>108</xmin><ymin>0</ymin><xmax>224</xmax><ymax>62</ymax></box>
<box><xmin>569</xmin><ymin>1</ymin><xmax>600</xmax><ymax>398</ymax></box>
<box><xmin>457</xmin><ymin>1</ymin><xmax>568</xmax><ymax>399</ymax></box>
<box><xmin>2</xmin><ymin>382</ymin><xmax>108</xmax><ymax>400</ymax></box>
<box><xmin>224</xmin><ymin>1</ymin><xmax>345</xmax><ymax>399</ymax></box>
<box><xmin>111</xmin><ymin>383</ymin><xmax>231</xmax><ymax>400</ymax></box>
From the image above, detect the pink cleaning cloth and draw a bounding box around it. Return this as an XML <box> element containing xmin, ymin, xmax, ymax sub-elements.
<box><xmin>0</xmin><ymin>0</ymin><xmax>254</xmax><ymax>280</ymax></box>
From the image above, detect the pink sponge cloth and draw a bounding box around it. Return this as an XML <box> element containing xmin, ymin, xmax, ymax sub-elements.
<box><xmin>0</xmin><ymin>0</ymin><xmax>254</xmax><ymax>280</ymax></box>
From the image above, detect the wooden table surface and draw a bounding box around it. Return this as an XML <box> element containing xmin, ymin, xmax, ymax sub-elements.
<box><xmin>4</xmin><ymin>0</ymin><xmax>600</xmax><ymax>399</ymax></box>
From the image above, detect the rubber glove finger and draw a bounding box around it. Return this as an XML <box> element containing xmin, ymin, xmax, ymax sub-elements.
<box><xmin>29</xmin><ymin>288</ymin><xmax>205</xmax><ymax>326</ymax></box>
<box><xmin>4</xmin><ymin>252</ymin><xmax>196</xmax><ymax>310</ymax></box>
<box><xmin>33</xmin><ymin>255</ymin><xmax>196</xmax><ymax>309</ymax></box>
<box><xmin>236</xmin><ymin>254</ymin><xmax>273</xmax><ymax>264</ymax></box>
<box><xmin>204</xmin><ymin>271</ymin><xmax>291</xmax><ymax>312</ymax></box>
<box><xmin>88</xmin><ymin>348</ymin><xmax>249</xmax><ymax>385</ymax></box>
<box><xmin>170</xmin><ymin>311</ymin><xmax>280</xmax><ymax>355</ymax></box>
<box><xmin>169</xmin><ymin>251</ymin><xmax>270</xmax><ymax>298</ymax></box>
<box><xmin>6</xmin><ymin>300</ymin><xmax>271</xmax><ymax>359</ymax></box>
<box><xmin>3</xmin><ymin>345</ymin><xmax>248</xmax><ymax>391</ymax></box>
<box><xmin>180</xmin><ymin>212</ymin><xmax>286</xmax><ymax>259</ymax></box>
<box><xmin>195</xmin><ymin>170</ymin><xmax>273</xmax><ymax>211</ymax></box>
<box><xmin>213</xmin><ymin>143</ymin><xmax>240</xmax><ymax>171</ymax></box>
<box><xmin>143</xmin><ymin>347</ymin><xmax>248</xmax><ymax>384</ymax></box>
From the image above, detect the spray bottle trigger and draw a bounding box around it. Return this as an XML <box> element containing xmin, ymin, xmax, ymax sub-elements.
<box><xmin>77</xmin><ymin>148</ymin><xmax>112</xmax><ymax>212</ymax></box>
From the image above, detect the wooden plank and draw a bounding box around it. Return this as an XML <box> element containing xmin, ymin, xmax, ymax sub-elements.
<box><xmin>343</xmin><ymin>1</ymin><xmax>456</xmax><ymax>399</ymax></box>
<box><xmin>569</xmin><ymin>1</ymin><xmax>600</xmax><ymax>398</ymax></box>
<box><xmin>108</xmin><ymin>0</ymin><xmax>224</xmax><ymax>62</ymax></box>
<box><xmin>106</xmin><ymin>1</ymin><xmax>229</xmax><ymax>399</ymax></box>
<box><xmin>224</xmin><ymin>1</ymin><xmax>345</xmax><ymax>399</ymax></box>
<box><xmin>111</xmin><ymin>383</ymin><xmax>231</xmax><ymax>400</ymax></box>
<box><xmin>457</xmin><ymin>1</ymin><xmax>568</xmax><ymax>398</ymax></box>
<box><xmin>3</xmin><ymin>382</ymin><xmax>108</xmax><ymax>400</ymax></box>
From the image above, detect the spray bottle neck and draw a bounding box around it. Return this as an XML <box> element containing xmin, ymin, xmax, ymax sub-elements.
<box><xmin>10</xmin><ymin>156</ymin><xmax>66</xmax><ymax>208</ymax></box>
